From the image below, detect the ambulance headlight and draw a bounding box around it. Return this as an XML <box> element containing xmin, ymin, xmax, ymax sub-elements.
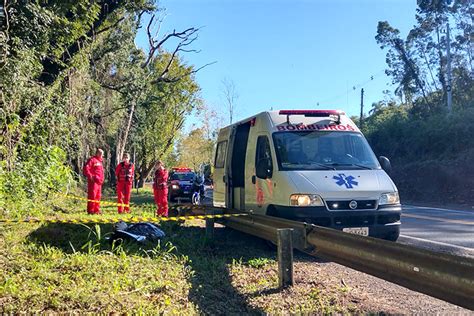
<box><xmin>171</xmin><ymin>184</ymin><xmax>179</xmax><ymax>190</ymax></box>
<box><xmin>290</xmin><ymin>194</ymin><xmax>324</xmax><ymax>207</ymax></box>
<box><xmin>379</xmin><ymin>192</ymin><xmax>400</xmax><ymax>205</ymax></box>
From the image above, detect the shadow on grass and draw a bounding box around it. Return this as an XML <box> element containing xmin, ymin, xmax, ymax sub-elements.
<box><xmin>26</xmin><ymin>221</ymin><xmax>275</xmax><ymax>313</ymax></box>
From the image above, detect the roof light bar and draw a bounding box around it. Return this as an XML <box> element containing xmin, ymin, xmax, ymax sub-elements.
<box><xmin>279</xmin><ymin>110</ymin><xmax>344</xmax><ymax>124</ymax></box>
<box><xmin>279</xmin><ymin>110</ymin><xmax>345</xmax><ymax>116</ymax></box>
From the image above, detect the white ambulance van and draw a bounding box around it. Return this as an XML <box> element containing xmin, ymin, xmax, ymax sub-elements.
<box><xmin>213</xmin><ymin>110</ymin><xmax>401</xmax><ymax>241</ymax></box>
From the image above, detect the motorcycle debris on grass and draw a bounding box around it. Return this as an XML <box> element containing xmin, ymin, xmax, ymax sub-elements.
<box><xmin>107</xmin><ymin>221</ymin><xmax>166</xmax><ymax>244</ymax></box>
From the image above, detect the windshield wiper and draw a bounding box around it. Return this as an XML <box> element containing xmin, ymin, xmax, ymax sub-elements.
<box><xmin>326</xmin><ymin>163</ymin><xmax>372</xmax><ymax>170</ymax></box>
<box><xmin>309</xmin><ymin>163</ymin><xmax>336</xmax><ymax>170</ymax></box>
<box><xmin>283</xmin><ymin>162</ymin><xmax>336</xmax><ymax>170</ymax></box>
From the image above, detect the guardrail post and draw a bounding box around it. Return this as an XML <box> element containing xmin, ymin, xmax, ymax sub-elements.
<box><xmin>205</xmin><ymin>210</ymin><xmax>215</xmax><ymax>240</ymax></box>
<box><xmin>278</xmin><ymin>228</ymin><xmax>294</xmax><ymax>288</ymax></box>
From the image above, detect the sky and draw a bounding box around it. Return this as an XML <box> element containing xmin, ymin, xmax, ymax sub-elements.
<box><xmin>135</xmin><ymin>0</ymin><xmax>418</xmax><ymax>129</ymax></box>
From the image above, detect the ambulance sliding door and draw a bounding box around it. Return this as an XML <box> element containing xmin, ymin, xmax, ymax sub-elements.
<box><xmin>226</xmin><ymin>122</ymin><xmax>250</xmax><ymax>210</ymax></box>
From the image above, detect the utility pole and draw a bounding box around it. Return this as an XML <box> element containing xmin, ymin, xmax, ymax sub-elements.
<box><xmin>446</xmin><ymin>22</ymin><xmax>453</xmax><ymax>114</ymax></box>
<box><xmin>360</xmin><ymin>88</ymin><xmax>364</xmax><ymax>129</ymax></box>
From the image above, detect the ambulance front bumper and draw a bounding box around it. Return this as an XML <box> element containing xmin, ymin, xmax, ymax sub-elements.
<box><xmin>270</xmin><ymin>204</ymin><xmax>401</xmax><ymax>239</ymax></box>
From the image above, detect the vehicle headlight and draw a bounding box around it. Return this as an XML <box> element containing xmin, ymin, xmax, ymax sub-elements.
<box><xmin>290</xmin><ymin>194</ymin><xmax>324</xmax><ymax>207</ymax></box>
<box><xmin>171</xmin><ymin>184</ymin><xmax>179</xmax><ymax>190</ymax></box>
<box><xmin>379</xmin><ymin>192</ymin><xmax>400</xmax><ymax>205</ymax></box>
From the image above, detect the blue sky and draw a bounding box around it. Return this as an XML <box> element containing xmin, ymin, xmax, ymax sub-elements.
<box><xmin>135</xmin><ymin>0</ymin><xmax>417</xmax><ymax>128</ymax></box>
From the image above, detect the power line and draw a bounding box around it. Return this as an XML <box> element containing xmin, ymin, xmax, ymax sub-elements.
<box><xmin>316</xmin><ymin>69</ymin><xmax>386</xmax><ymax>107</ymax></box>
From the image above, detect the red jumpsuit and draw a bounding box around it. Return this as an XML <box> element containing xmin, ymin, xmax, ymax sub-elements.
<box><xmin>115</xmin><ymin>162</ymin><xmax>134</xmax><ymax>213</ymax></box>
<box><xmin>153</xmin><ymin>168</ymin><xmax>169</xmax><ymax>216</ymax></box>
<box><xmin>83</xmin><ymin>155</ymin><xmax>104</xmax><ymax>214</ymax></box>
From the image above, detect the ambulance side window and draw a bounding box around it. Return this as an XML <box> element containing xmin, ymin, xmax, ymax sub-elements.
<box><xmin>215</xmin><ymin>141</ymin><xmax>227</xmax><ymax>168</ymax></box>
<box><xmin>255</xmin><ymin>136</ymin><xmax>273</xmax><ymax>177</ymax></box>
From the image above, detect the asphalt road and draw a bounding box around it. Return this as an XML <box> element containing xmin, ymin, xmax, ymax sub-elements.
<box><xmin>399</xmin><ymin>205</ymin><xmax>474</xmax><ymax>256</ymax></box>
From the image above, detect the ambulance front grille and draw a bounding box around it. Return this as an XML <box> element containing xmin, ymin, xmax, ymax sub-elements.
<box><xmin>326</xmin><ymin>200</ymin><xmax>377</xmax><ymax>211</ymax></box>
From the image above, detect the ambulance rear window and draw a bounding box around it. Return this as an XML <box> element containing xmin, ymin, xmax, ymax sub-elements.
<box><xmin>215</xmin><ymin>141</ymin><xmax>227</xmax><ymax>168</ymax></box>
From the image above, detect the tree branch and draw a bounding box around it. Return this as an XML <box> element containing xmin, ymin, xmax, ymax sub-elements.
<box><xmin>94</xmin><ymin>16</ymin><xmax>125</xmax><ymax>37</ymax></box>
<box><xmin>152</xmin><ymin>61</ymin><xmax>216</xmax><ymax>84</ymax></box>
<box><xmin>99</xmin><ymin>83</ymin><xmax>127</xmax><ymax>94</ymax></box>
<box><xmin>141</xmin><ymin>19</ymin><xmax>199</xmax><ymax>68</ymax></box>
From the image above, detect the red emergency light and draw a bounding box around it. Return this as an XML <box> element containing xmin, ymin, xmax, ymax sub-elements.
<box><xmin>172</xmin><ymin>167</ymin><xmax>192</xmax><ymax>172</ymax></box>
<box><xmin>279</xmin><ymin>110</ymin><xmax>344</xmax><ymax>124</ymax></box>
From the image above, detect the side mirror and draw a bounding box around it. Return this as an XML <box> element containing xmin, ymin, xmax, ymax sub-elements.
<box><xmin>256</xmin><ymin>159</ymin><xmax>272</xmax><ymax>179</ymax></box>
<box><xmin>379</xmin><ymin>156</ymin><xmax>392</xmax><ymax>174</ymax></box>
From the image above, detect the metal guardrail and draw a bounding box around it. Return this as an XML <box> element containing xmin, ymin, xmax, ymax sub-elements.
<box><xmin>219</xmin><ymin>214</ymin><xmax>474</xmax><ymax>310</ymax></box>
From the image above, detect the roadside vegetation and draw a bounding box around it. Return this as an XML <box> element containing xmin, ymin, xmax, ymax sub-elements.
<box><xmin>0</xmin><ymin>189</ymin><xmax>361</xmax><ymax>314</ymax></box>
<box><xmin>361</xmin><ymin>0</ymin><xmax>473</xmax><ymax>205</ymax></box>
<box><xmin>0</xmin><ymin>0</ymin><xmax>472</xmax><ymax>313</ymax></box>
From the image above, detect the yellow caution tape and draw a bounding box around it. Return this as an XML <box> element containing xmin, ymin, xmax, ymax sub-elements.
<box><xmin>53</xmin><ymin>192</ymin><xmax>231</xmax><ymax>216</ymax></box>
<box><xmin>0</xmin><ymin>213</ymin><xmax>248</xmax><ymax>224</ymax></box>
<box><xmin>57</xmin><ymin>193</ymin><xmax>130</xmax><ymax>208</ymax></box>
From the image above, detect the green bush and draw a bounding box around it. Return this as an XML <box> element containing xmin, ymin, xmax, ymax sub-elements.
<box><xmin>0</xmin><ymin>145</ymin><xmax>73</xmax><ymax>217</ymax></box>
<box><xmin>363</xmin><ymin>106</ymin><xmax>474</xmax><ymax>163</ymax></box>
<box><xmin>363</xmin><ymin>105</ymin><xmax>474</xmax><ymax>204</ymax></box>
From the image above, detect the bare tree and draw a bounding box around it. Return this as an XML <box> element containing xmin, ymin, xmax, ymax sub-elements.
<box><xmin>221</xmin><ymin>78</ymin><xmax>239</xmax><ymax>124</ymax></box>
<box><xmin>100</xmin><ymin>11</ymin><xmax>215</xmax><ymax>166</ymax></box>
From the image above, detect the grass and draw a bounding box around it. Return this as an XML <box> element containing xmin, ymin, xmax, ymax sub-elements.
<box><xmin>0</xmin><ymin>187</ymin><xmax>360</xmax><ymax>313</ymax></box>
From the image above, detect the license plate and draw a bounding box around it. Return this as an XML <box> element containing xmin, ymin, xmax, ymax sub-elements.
<box><xmin>342</xmin><ymin>227</ymin><xmax>369</xmax><ymax>236</ymax></box>
<box><xmin>184</xmin><ymin>191</ymin><xmax>189</xmax><ymax>194</ymax></box>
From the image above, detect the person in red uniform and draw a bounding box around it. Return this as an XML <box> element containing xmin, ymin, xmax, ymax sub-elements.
<box><xmin>153</xmin><ymin>160</ymin><xmax>169</xmax><ymax>217</ymax></box>
<box><xmin>115</xmin><ymin>153</ymin><xmax>134</xmax><ymax>214</ymax></box>
<box><xmin>83</xmin><ymin>148</ymin><xmax>105</xmax><ymax>214</ymax></box>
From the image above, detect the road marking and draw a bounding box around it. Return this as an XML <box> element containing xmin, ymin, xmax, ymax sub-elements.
<box><xmin>402</xmin><ymin>213</ymin><xmax>474</xmax><ymax>225</ymax></box>
<box><xmin>399</xmin><ymin>235</ymin><xmax>474</xmax><ymax>254</ymax></box>
<box><xmin>403</xmin><ymin>205</ymin><xmax>474</xmax><ymax>215</ymax></box>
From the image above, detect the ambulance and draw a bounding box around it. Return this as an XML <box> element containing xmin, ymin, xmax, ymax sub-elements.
<box><xmin>213</xmin><ymin>110</ymin><xmax>401</xmax><ymax>241</ymax></box>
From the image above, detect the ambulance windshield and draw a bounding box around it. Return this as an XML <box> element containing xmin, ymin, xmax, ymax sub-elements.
<box><xmin>272</xmin><ymin>131</ymin><xmax>380</xmax><ymax>170</ymax></box>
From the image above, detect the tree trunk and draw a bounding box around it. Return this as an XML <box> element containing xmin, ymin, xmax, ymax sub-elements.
<box><xmin>115</xmin><ymin>101</ymin><xmax>135</xmax><ymax>165</ymax></box>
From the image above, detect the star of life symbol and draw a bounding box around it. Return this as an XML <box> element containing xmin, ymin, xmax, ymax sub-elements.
<box><xmin>333</xmin><ymin>174</ymin><xmax>358</xmax><ymax>189</ymax></box>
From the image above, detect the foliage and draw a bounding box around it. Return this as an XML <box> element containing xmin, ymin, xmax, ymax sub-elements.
<box><xmin>0</xmin><ymin>1</ymin><xmax>202</xmax><ymax>212</ymax></box>
<box><xmin>0</xmin><ymin>145</ymin><xmax>73</xmax><ymax>217</ymax></box>
<box><xmin>176</xmin><ymin>127</ymin><xmax>214</xmax><ymax>171</ymax></box>
<box><xmin>132</xmin><ymin>53</ymin><xmax>201</xmax><ymax>183</ymax></box>
<box><xmin>375</xmin><ymin>0</ymin><xmax>473</xmax><ymax>111</ymax></box>
<box><xmin>369</xmin><ymin>0</ymin><xmax>474</xmax><ymax>204</ymax></box>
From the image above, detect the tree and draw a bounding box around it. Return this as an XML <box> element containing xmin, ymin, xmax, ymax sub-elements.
<box><xmin>132</xmin><ymin>53</ymin><xmax>201</xmax><ymax>187</ymax></box>
<box><xmin>376</xmin><ymin>21</ymin><xmax>429</xmax><ymax>106</ymax></box>
<box><xmin>177</xmin><ymin>128</ymin><xmax>214</xmax><ymax>171</ymax></box>
<box><xmin>376</xmin><ymin>0</ymin><xmax>473</xmax><ymax>112</ymax></box>
<box><xmin>221</xmin><ymin>78</ymin><xmax>239</xmax><ymax>124</ymax></box>
<box><xmin>0</xmin><ymin>1</ymin><xmax>204</xmax><ymax>212</ymax></box>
